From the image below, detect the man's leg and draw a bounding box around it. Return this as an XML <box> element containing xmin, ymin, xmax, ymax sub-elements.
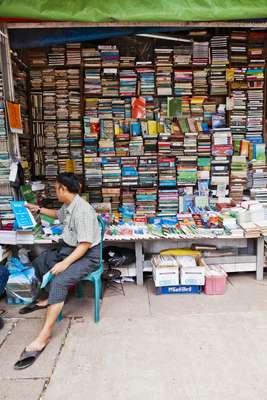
<box><xmin>26</xmin><ymin>302</ymin><xmax>64</xmax><ymax>351</ymax></box>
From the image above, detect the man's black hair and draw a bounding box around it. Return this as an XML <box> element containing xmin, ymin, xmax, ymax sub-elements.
<box><xmin>56</xmin><ymin>173</ymin><xmax>81</xmax><ymax>194</ymax></box>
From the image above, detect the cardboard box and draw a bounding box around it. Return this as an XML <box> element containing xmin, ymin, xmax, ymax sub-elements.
<box><xmin>152</xmin><ymin>265</ymin><xmax>179</xmax><ymax>287</ymax></box>
<box><xmin>180</xmin><ymin>256</ymin><xmax>206</xmax><ymax>286</ymax></box>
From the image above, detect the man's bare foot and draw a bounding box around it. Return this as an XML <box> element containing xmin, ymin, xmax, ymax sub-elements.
<box><xmin>36</xmin><ymin>299</ymin><xmax>48</xmax><ymax>307</ymax></box>
<box><xmin>26</xmin><ymin>337</ymin><xmax>49</xmax><ymax>352</ymax></box>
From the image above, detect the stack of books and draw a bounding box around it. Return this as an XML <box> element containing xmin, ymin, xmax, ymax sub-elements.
<box><xmin>102</xmin><ymin>188</ymin><xmax>121</xmax><ymax>211</ymax></box>
<box><xmin>212</xmin><ymin>128</ymin><xmax>233</xmax><ymax>157</ymax></box>
<box><xmin>102</xmin><ymin>157</ymin><xmax>121</xmax><ymax>187</ymax></box>
<box><xmin>48</xmin><ymin>46</ymin><xmax>65</xmax><ymax>66</ymax></box>
<box><xmin>28</xmin><ymin>49</ymin><xmax>47</xmax><ymax>67</ymax></box>
<box><xmin>137</xmin><ymin>68</ymin><xmax>155</xmax><ymax>95</ymax></box>
<box><xmin>120</xmin><ymin>56</ymin><xmax>136</xmax><ymax>67</ymax></box>
<box><xmin>99</xmin><ymin>45</ymin><xmax>120</xmax><ymax>67</ymax></box>
<box><xmin>82</xmin><ymin>48</ymin><xmax>101</xmax><ymax>67</ymax></box>
<box><xmin>135</xmin><ymin>188</ymin><xmax>157</xmax><ymax>218</ymax></box>
<box><xmin>177</xmin><ymin>156</ymin><xmax>198</xmax><ymax>187</ymax></box>
<box><xmin>230</xmin><ymin>90</ymin><xmax>247</xmax><ymax>148</ymax></box>
<box><xmin>84</xmin><ymin>116</ymin><xmax>99</xmax><ymax>156</ymax></box>
<box><xmin>66</xmin><ymin>43</ymin><xmax>81</xmax><ymax>65</ymax></box>
<box><xmin>193</xmin><ymin>68</ymin><xmax>208</xmax><ymax>95</ymax></box>
<box><xmin>84</xmin><ymin>157</ymin><xmax>102</xmax><ymax>189</ymax></box>
<box><xmin>174</xmin><ymin>69</ymin><xmax>192</xmax><ymax>96</ymax></box>
<box><xmin>192</xmin><ymin>41</ymin><xmax>209</xmax><ymax>66</ymax></box>
<box><xmin>230</xmin><ymin>31</ymin><xmax>248</xmax><ymax>64</ymax></box>
<box><xmin>229</xmin><ymin>155</ymin><xmax>247</xmax><ymax>201</ymax></box>
<box><xmin>119</xmin><ymin>69</ymin><xmax>137</xmax><ymax>96</ymax></box>
<box><xmin>155</xmin><ymin>48</ymin><xmax>173</xmax><ymax>96</ymax></box>
<box><xmin>157</xmin><ymin>189</ymin><xmax>179</xmax><ymax>217</ymax></box>
<box><xmin>158</xmin><ymin>157</ymin><xmax>177</xmax><ymax>187</ymax></box>
<box><xmin>209</xmin><ymin>35</ymin><xmax>228</xmax><ymax>95</ymax></box>
<box><xmin>84</xmin><ymin>69</ymin><xmax>102</xmax><ymax>95</ymax></box>
<box><xmin>138</xmin><ymin>156</ymin><xmax>158</xmax><ymax>187</ymax></box>
<box><xmin>173</xmin><ymin>45</ymin><xmax>192</xmax><ymax>66</ymax></box>
<box><xmin>114</xmin><ymin>122</ymin><xmax>130</xmax><ymax>156</ymax></box>
<box><xmin>210</xmin><ymin>156</ymin><xmax>230</xmax><ymax>190</ymax></box>
<box><xmin>102</xmin><ymin>68</ymin><xmax>119</xmax><ymax>97</ymax></box>
<box><xmin>121</xmin><ymin>157</ymin><xmax>139</xmax><ymax>187</ymax></box>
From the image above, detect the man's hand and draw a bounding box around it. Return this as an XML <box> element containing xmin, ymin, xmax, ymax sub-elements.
<box><xmin>26</xmin><ymin>203</ymin><xmax>40</xmax><ymax>213</ymax></box>
<box><xmin>51</xmin><ymin>261</ymin><xmax>69</xmax><ymax>276</ymax></box>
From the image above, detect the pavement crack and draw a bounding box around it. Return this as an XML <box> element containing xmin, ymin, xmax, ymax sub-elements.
<box><xmin>37</xmin><ymin>317</ymin><xmax>72</xmax><ymax>400</ymax></box>
<box><xmin>0</xmin><ymin>319</ymin><xmax>18</xmax><ymax>350</ymax></box>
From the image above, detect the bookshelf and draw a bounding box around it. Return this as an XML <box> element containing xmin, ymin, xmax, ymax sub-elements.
<box><xmin>16</xmin><ymin>30</ymin><xmax>267</xmax><ymax>214</ymax></box>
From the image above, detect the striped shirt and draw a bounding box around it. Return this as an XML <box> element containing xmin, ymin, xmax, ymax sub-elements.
<box><xmin>57</xmin><ymin>195</ymin><xmax>101</xmax><ymax>248</ymax></box>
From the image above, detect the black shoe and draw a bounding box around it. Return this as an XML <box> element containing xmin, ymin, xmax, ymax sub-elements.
<box><xmin>0</xmin><ymin>316</ymin><xmax>4</xmax><ymax>330</ymax></box>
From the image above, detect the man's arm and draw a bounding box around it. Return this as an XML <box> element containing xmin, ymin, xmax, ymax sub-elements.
<box><xmin>51</xmin><ymin>242</ymin><xmax>92</xmax><ymax>275</ymax></box>
<box><xmin>26</xmin><ymin>203</ymin><xmax>58</xmax><ymax>219</ymax></box>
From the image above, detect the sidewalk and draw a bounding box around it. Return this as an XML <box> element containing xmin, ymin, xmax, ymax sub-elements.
<box><xmin>1</xmin><ymin>273</ymin><xmax>267</xmax><ymax>400</ymax></box>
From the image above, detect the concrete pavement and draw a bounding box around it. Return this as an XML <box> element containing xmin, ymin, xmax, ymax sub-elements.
<box><xmin>1</xmin><ymin>273</ymin><xmax>267</xmax><ymax>400</ymax></box>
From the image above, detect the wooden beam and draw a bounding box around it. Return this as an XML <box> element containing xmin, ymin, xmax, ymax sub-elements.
<box><xmin>6</xmin><ymin>20</ymin><xmax>267</xmax><ymax>29</ymax></box>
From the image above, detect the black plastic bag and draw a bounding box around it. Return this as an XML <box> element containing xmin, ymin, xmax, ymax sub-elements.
<box><xmin>103</xmin><ymin>246</ymin><xmax>136</xmax><ymax>268</ymax></box>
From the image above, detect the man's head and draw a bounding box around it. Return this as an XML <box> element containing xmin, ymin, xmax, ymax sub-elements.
<box><xmin>56</xmin><ymin>173</ymin><xmax>81</xmax><ymax>203</ymax></box>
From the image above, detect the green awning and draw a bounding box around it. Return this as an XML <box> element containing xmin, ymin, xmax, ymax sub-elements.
<box><xmin>0</xmin><ymin>0</ymin><xmax>267</xmax><ymax>22</ymax></box>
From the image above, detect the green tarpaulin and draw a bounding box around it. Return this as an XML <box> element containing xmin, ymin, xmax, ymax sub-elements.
<box><xmin>0</xmin><ymin>0</ymin><xmax>267</xmax><ymax>22</ymax></box>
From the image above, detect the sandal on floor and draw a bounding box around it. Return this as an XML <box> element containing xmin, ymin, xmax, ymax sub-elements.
<box><xmin>19</xmin><ymin>303</ymin><xmax>48</xmax><ymax>315</ymax></box>
<box><xmin>14</xmin><ymin>347</ymin><xmax>46</xmax><ymax>370</ymax></box>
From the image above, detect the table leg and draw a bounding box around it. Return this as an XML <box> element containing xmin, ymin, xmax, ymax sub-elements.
<box><xmin>256</xmin><ymin>236</ymin><xmax>264</xmax><ymax>281</ymax></box>
<box><xmin>135</xmin><ymin>241</ymin><xmax>143</xmax><ymax>286</ymax></box>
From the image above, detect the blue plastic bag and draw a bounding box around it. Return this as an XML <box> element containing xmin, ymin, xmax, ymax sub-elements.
<box><xmin>6</xmin><ymin>257</ymin><xmax>38</xmax><ymax>304</ymax></box>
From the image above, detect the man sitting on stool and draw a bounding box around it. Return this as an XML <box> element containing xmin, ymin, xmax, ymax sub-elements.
<box><xmin>15</xmin><ymin>173</ymin><xmax>101</xmax><ymax>369</ymax></box>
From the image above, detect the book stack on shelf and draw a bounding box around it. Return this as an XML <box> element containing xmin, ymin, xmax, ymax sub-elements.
<box><xmin>56</xmin><ymin>121</ymin><xmax>69</xmax><ymax>173</ymax></box>
<box><xmin>0</xmin><ymin>72</ymin><xmax>13</xmax><ymax>207</ymax></box>
<box><xmin>229</xmin><ymin>155</ymin><xmax>248</xmax><ymax>201</ymax></box>
<box><xmin>155</xmin><ymin>48</ymin><xmax>173</xmax><ymax>96</ymax></box>
<box><xmin>83</xmin><ymin>116</ymin><xmax>99</xmax><ymax>157</ymax></box>
<box><xmin>230</xmin><ymin>31</ymin><xmax>248</xmax><ymax>64</ymax></box>
<box><xmin>84</xmin><ymin>156</ymin><xmax>102</xmax><ymax>193</ymax></box>
<box><xmin>102</xmin><ymin>68</ymin><xmax>119</xmax><ymax>97</ymax></box>
<box><xmin>174</xmin><ymin>69</ymin><xmax>193</xmax><ymax>96</ymax></box>
<box><xmin>192</xmin><ymin>41</ymin><xmax>209</xmax><ymax>66</ymax></box>
<box><xmin>119</xmin><ymin>69</ymin><xmax>137</xmax><ymax>96</ymax></box>
<box><xmin>157</xmin><ymin>189</ymin><xmax>179</xmax><ymax>217</ymax></box>
<box><xmin>209</xmin><ymin>35</ymin><xmax>229</xmax><ymax>96</ymax></box>
<box><xmin>30</xmin><ymin>70</ymin><xmax>42</xmax><ymax>90</ymax></box>
<box><xmin>99</xmin><ymin>119</ymin><xmax>115</xmax><ymax>157</ymax></box>
<box><xmin>137</xmin><ymin>67</ymin><xmax>155</xmax><ymax>96</ymax></box>
<box><xmin>66</xmin><ymin>43</ymin><xmax>81</xmax><ymax>65</ymax></box>
<box><xmin>114</xmin><ymin>121</ymin><xmax>130</xmax><ymax>156</ymax></box>
<box><xmin>84</xmin><ymin>69</ymin><xmax>102</xmax><ymax>95</ymax></box>
<box><xmin>158</xmin><ymin>156</ymin><xmax>177</xmax><ymax>188</ymax></box>
<box><xmin>173</xmin><ymin>44</ymin><xmax>192</xmax><ymax>66</ymax></box>
<box><xmin>197</xmin><ymin>157</ymin><xmax>211</xmax><ymax>181</ymax></box>
<box><xmin>136</xmin><ymin>188</ymin><xmax>157</xmax><ymax>218</ymax></box>
<box><xmin>99</xmin><ymin>45</ymin><xmax>120</xmax><ymax>67</ymax></box>
<box><xmin>102</xmin><ymin>188</ymin><xmax>121</xmax><ymax>211</ymax></box>
<box><xmin>82</xmin><ymin>48</ymin><xmax>101</xmax><ymax>67</ymax></box>
<box><xmin>27</xmin><ymin>49</ymin><xmax>47</xmax><ymax>67</ymax></box>
<box><xmin>230</xmin><ymin>90</ymin><xmax>247</xmax><ymax>149</ymax></box>
<box><xmin>193</xmin><ymin>68</ymin><xmax>208</xmax><ymax>95</ymax></box>
<box><xmin>138</xmin><ymin>156</ymin><xmax>158</xmax><ymax>187</ymax></box>
<box><xmin>121</xmin><ymin>157</ymin><xmax>139</xmax><ymax>188</ymax></box>
<box><xmin>177</xmin><ymin>156</ymin><xmax>198</xmax><ymax>187</ymax></box>
<box><xmin>48</xmin><ymin>46</ymin><xmax>65</xmax><ymax>66</ymax></box>
<box><xmin>120</xmin><ymin>56</ymin><xmax>136</xmax><ymax>67</ymax></box>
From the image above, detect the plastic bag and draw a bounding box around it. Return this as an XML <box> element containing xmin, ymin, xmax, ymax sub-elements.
<box><xmin>103</xmin><ymin>246</ymin><xmax>135</xmax><ymax>268</ymax></box>
<box><xmin>6</xmin><ymin>257</ymin><xmax>38</xmax><ymax>304</ymax></box>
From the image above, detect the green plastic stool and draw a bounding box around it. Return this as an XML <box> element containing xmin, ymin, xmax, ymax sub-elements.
<box><xmin>57</xmin><ymin>216</ymin><xmax>105</xmax><ymax>323</ymax></box>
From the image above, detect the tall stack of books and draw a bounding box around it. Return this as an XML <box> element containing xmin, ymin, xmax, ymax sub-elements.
<box><xmin>157</xmin><ymin>189</ymin><xmax>179</xmax><ymax>217</ymax></box>
<box><xmin>212</xmin><ymin>128</ymin><xmax>233</xmax><ymax>157</ymax></box>
<box><xmin>211</xmin><ymin>157</ymin><xmax>230</xmax><ymax>194</ymax></box>
<box><xmin>173</xmin><ymin>45</ymin><xmax>192</xmax><ymax>66</ymax></box>
<box><xmin>66</xmin><ymin>43</ymin><xmax>81</xmax><ymax>65</ymax></box>
<box><xmin>177</xmin><ymin>156</ymin><xmax>198</xmax><ymax>187</ymax></box>
<box><xmin>102</xmin><ymin>157</ymin><xmax>121</xmax><ymax>187</ymax></box>
<box><xmin>192</xmin><ymin>41</ymin><xmax>209</xmax><ymax>66</ymax></box>
<box><xmin>48</xmin><ymin>46</ymin><xmax>65</xmax><ymax>66</ymax></box>
<box><xmin>114</xmin><ymin>121</ymin><xmax>130</xmax><ymax>156</ymax></box>
<box><xmin>229</xmin><ymin>155</ymin><xmax>248</xmax><ymax>201</ymax></box>
<box><xmin>84</xmin><ymin>69</ymin><xmax>102</xmax><ymax>95</ymax></box>
<box><xmin>102</xmin><ymin>68</ymin><xmax>119</xmax><ymax>97</ymax></box>
<box><xmin>193</xmin><ymin>69</ymin><xmax>208</xmax><ymax>95</ymax></box>
<box><xmin>230</xmin><ymin>31</ymin><xmax>248</xmax><ymax>64</ymax></box>
<box><xmin>155</xmin><ymin>48</ymin><xmax>173</xmax><ymax>96</ymax></box>
<box><xmin>138</xmin><ymin>156</ymin><xmax>158</xmax><ymax>187</ymax></box>
<box><xmin>84</xmin><ymin>157</ymin><xmax>102</xmax><ymax>191</ymax></box>
<box><xmin>99</xmin><ymin>45</ymin><xmax>120</xmax><ymax>67</ymax></box>
<box><xmin>135</xmin><ymin>188</ymin><xmax>157</xmax><ymax>218</ymax></box>
<box><xmin>137</xmin><ymin>68</ymin><xmax>155</xmax><ymax>95</ymax></box>
<box><xmin>121</xmin><ymin>157</ymin><xmax>139</xmax><ymax>188</ymax></box>
<box><xmin>119</xmin><ymin>69</ymin><xmax>137</xmax><ymax>96</ymax></box>
<box><xmin>158</xmin><ymin>157</ymin><xmax>177</xmax><ymax>187</ymax></box>
<box><xmin>209</xmin><ymin>35</ymin><xmax>228</xmax><ymax>95</ymax></box>
<box><xmin>174</xmin><ymin>69</ymin><xmax>193</xmax><ymax>96</ymax></box>
<box><xmin>0</xmin><ymin>72</ymin><xmax>12</xmax><ymax>201</ymax></box>
<box><xmin>82</xmin><ymin>48</ymin><xmax>101</xmax><ymax>67</ymax></box>
<box><xmin>230</xmin><ymin>90</ymin><xmax>247</xmax><ymax>150</ymax></box>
